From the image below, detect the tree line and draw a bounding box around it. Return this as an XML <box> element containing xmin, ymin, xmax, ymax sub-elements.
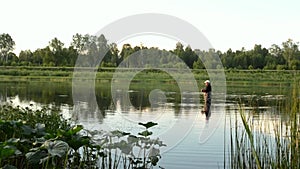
<box><xmin>0</xmin><ymin>33</ymin><xmax>299</xmax><ymax>70</ymax></box>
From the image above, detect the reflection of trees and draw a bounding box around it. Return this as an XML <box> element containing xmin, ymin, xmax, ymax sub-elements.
<box><xmin>0</xmin><ymin>81</ymin><xmax>73</xmax><ymax>105</ymax></box>
<box><xmin>128</xmin><ymin>79</ymin><xmax>181</xmax><ymax>110</ymax></box>
<box><xmin>129</xmin><ymin>91</ymin><xmax>150</xmax><ymax>110</ymax></box>
<box><xmin>128</xmin><ymin>90</ymin><xmax>181</xmax><ymax>114</ymax></box>
<box><xmin>95</xmin><ymin>84</ymin><xmax>113</xmax><ymax>116</ymax></box>
<box><xmin>71</xmin><ymin>80</ymin><xmax>113</xmax><ymax>122</ymax></box>
<box><xmin>3</xmin><ymin>80</ymin><xmax>291</xmax><ymax>118</ymax></box>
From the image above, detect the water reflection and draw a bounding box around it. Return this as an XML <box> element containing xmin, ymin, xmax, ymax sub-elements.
<box><xmin>0</xmin><ymin>81</ymin><xmax>291</xmax><ymax>126</ymax></box>
<box><xmin>0</xmin><ymin>80</ymin><xmax>294</xmax><ymax>168</ymax></box>
<box><xmin>0</xmin><ymin>81</ymin><xmax>73</xmax><ymax>105</ymax></box>
<box><xmin>0</xmin><ymin>81</ymin><xmax>292</xmax><ymax>120</ymax></box>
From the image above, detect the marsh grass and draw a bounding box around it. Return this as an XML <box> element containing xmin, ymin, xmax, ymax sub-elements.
<box><xmin>229</xmin><ymin>80</ymin><xmax>300</xmax><ymax>169</ymax></box>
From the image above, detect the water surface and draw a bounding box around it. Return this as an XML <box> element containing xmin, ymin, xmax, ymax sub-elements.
<box><xmin>0</xmin><ymin>80</ymin><xmax>291</xmax><ymax>168</ymax></box>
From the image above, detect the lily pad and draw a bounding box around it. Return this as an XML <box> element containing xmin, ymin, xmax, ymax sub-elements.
<box><xmin>138</xmin><ymin>130</ymin><xmax>153</xmax><ymax>137</ymax></box>
<box><xmin>138</xmin><ymin>122</ymin><xmax>158</xmax><ymax>129</ymax></box>
<box><xmin>42</xmin><ymin>140</ymin><xmax>69</xmax><ymax>157</ymax></box>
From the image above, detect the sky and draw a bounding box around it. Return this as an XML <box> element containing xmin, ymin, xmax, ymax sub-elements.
<box><xmin>1</xmin><ymin>0</ymin><xmax>300</xmax><ymax>55</ymax></box>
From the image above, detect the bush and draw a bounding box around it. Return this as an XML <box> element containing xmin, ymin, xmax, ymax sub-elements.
<box><xmin>276</xmin><ymin>64</ymin><xmax>287</xmax><ymax>70</ymax></box>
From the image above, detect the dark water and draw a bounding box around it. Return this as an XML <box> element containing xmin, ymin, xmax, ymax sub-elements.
<box><xmin>0</xmin><ymin>80</ymin><xmax>292</xmax><ymax>168</ymax></box>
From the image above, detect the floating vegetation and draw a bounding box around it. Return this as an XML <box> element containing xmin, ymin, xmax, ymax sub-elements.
<box><xmin>0</xmin><ymin>104</ymin><xmax>165</xmax><ymax>169</ymax></box>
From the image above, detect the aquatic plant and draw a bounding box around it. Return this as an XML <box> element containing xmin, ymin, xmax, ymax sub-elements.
<box><xmin>229</xmin><ymin>80</ymin><xmax>300</xmax><ymax>168</ymax></box>
<box><xmin>0</xmin><ymin>104</ymin><xmax>165</xmax><ymax>169</ymax></box>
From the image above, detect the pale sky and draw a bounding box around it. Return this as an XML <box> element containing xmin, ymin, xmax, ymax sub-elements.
<box><xmin>1</xmin><ymin>0</ymin><xmax>300</xmax><ymax>54</ymax></box>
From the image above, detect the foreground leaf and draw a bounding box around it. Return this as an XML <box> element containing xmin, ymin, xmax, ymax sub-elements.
<box><xmin>138</xmin><ymin>122</ymin><xmax>158</xmax><ymax>129</ymax></box>
<box><xmin>138</xmin><ymin>130</ymin><xmax>153</xmax><ymax>137</ymax></box>
<box><xmin>43</xmin><ymin>140</ymin><xmax>69</xmax><ymax>157</ymax></box>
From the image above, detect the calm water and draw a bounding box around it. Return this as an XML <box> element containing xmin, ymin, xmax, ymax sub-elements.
<box><xmin>0</xmin><ymin>80</ymin><xmax>292</xmax><ymax>168</ymax></box>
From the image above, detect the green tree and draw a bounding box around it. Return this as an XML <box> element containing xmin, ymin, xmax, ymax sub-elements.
<box><xmin>263</xmin><ymin>44</ymin><xmax>285</xmax><ymax>69</ymax></box>
<box><xmin>282</xmin><ymin>39</ymin><xmax>299</xmax><ymax>69</ymax></box>
<box><xmin>220</xmin><ymin>48</ymin><xmax>235</xmax><ymax>68</ymax></box>
<box><xmin>0</xmin><ymin>33</ymin><xmax>15</xmax><ymax>64</ymax></box>
<box><xmin>40</xmin><ymin>46</ymin><xmax>55</xmax><ymax>66</ymax></box>
<box><xmin>31</xmin><ymin>48</ymin><xmax>45</xmax><ymax>66</ymax></box>
<box><xmin>6</xmin><ymin>52</ymin><xmax>18</xmax><ymax>66</ymax></box>
<box><xmin>49</xmin><ymin>38</ymin><xmax>65</xmax><ymax>66</ymax></box>
<box><xmin>72</xmin><ymin>34</ymin><xmax>110</xmax><ymax>67</ymax></box>
<box><xmin>233</xmin><ymin>48</ymin><xmax>249</xmax><ymax>69</ymax></box>
<box><xmin>249</xmin><ymin>44</ymin><xmax>268</xmax><ymax>69</ymax></box>
<box><xmin>71</xmin><ymin>33</ymin><xmax>89</xmax><ymax>53</ymax></box>
<box><xmin>65</xmin><ymin>46</ymin><xmax>78</xmax><ymax>66</ymax></box>
<box><xmin>182</xmin><ymin>45</ymin><xmax>198</xmax><ymax>68</ymax></box>
<box><xmin>19</xmin><ymin>50</ymin><xmax>33</xmax><ymax>65</ymax></box>
<box><xmin>269</xmin><ymin>44</ymin><xmax>282</xmax><ymax>57</ymax></box>
<box><xmin>110</xmin><ymin>43</ymin><xmax>119</xmax><ymax>66</ymax></box>
<box><xmin>120</xmin><ymin>44</ymin><xmax>133</xmax><ymax>67</ymax></box>
<box><xmin>173</xmin><ymin>42</ymin><xmax>184</xmax><ymax>58</ymax></box>
<box><xmin>193</xmin><ymin>57</ymin><xmax>204</xmax><ymax>69</ymax></box>
<box><xmin>49</xmin><ymin>38</ymin><xmax>64</xmax><ymax>53</ymax></box>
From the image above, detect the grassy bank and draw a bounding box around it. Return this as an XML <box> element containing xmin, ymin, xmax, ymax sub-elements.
<box><xmin>0</xmin><ymin>66</ymin><xmax>299</xmax><ymax>83</ymax></box>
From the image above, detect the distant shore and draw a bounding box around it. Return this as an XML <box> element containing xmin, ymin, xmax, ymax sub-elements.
<box><xmin>0</xmin><ymin>66</ymin><xmax>299</xmax><ymax>83</ymax></box>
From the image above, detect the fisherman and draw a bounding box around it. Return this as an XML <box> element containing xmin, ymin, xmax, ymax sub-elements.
<box><xmin>201</xmin><ymin>80</ymin><xmax>212</xmax><ymax>115</ymax></box>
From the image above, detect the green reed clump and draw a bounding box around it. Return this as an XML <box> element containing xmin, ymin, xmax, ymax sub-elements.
<box><xmin>229</xmin><ymin>80</ymin><xmax>300</xmax><ymax>169</ymax></box>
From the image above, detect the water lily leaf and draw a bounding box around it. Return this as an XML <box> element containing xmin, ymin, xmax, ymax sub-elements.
<box><xmin>0</xmin><ymin>145</ymin><xmax>16</xmax><ymax>159</ymax></box>
<box><xmin>35</xmin><ymin>123</ymin><xmax>46</xmax><ymax>136</ymax></box>
<box><xmin>2</xmin><ymin>164</ymin><xmax>18</xmax><ymax>169</ymax></box>
<box><xmin>67</xmin><ymin>135</ymin><xmax>90</xmax><ymax>150</ymax></box>
<box><xmin>21</xmin><ymin>125</ymin><xmax>33</xmax><ymax>135</ymax></box>
<box><xmin>116</xmin><ymin>140</ymin><xmax>132</xmax><ymax>154</ymax></box>
<box><xmin>6</xmin><ymin>138</ymin><xmax>20</xmax><ymax>144</ymax></box>
<box><xmin>138</xmin><ymin>122</ymin><xmax>158</xmax><ymax>129</ymax></box>
<box><xmin>111</xmin><ymin>130</ymin><xmax>130</xmax><ymax>138</ymax></box>
<box><xmin>69</xmin><ymin>125</ymin><xmax>83</xmax><ymax>135</ymax></box>
<box><xmin>26</xmin><ymin>150</ymin><xmax>48</xmax><ymax>164</ymax></box>
<box><xmin>138</xmin><ymin>130</ymin><xmax>153</xmax><ymax>137</ymax></box>
<box><xmin>35</xmin><ymin>123</ymin><xmax>45</xmax><ymax>130</ymax></box>
<box><xmin>43</xmin><ymin>140</ymin><xmax>69</xmax><ymax>157</ymax></box>
<box><xmin>56</xmin><ymin>129</ymin><xmax>65</xmax><ymax>137</ymax></box>
<box><xmin>127</xmin><ymin>135</ymin><xmax>138</xmax><ymax>144</ymax></box>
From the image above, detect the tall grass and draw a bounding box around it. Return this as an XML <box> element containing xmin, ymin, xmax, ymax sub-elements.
<box><xmin>229</xmin><ymin>80</ymin><xmax>300</xmax><ymax>168</ymax></box>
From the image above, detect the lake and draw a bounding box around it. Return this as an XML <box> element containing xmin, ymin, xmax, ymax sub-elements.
<box><xmin>0</xmin><ymin>76</ymin><xmax>294</xmax><ymax>168</ymax></box>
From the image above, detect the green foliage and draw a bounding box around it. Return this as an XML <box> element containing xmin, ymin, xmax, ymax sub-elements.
<box><xmin>229</xmin><ymin>81</ymin><xmax>300</xmax><ymax>168</ymax></box>
<box><xmin>0</xmin><ymin>33</ymin><xmax>15</xmax><ymax>63</ymax></box>
<box><xmin>0</xmin><ymin>105</ymin><xmax>165</xmax><ymax>169</ymax></box>
<box><xmin>88</xmin><ymin>119</ymin><xmax>165</xmax><ymax>169</ymax></box>
<box><xmin>238</xmin><ymin>107</ymin><xmax>262</xmax><ymax>169</ymax></box>
<box><xmin>1</xmin><ymin>32</ymin><xmax>299</xmax><ymax>69</ymax></box>
<box><xmin>138</xmin><ymin>122</ymin><xmax>158</xmax><ymax>129</ymax></box>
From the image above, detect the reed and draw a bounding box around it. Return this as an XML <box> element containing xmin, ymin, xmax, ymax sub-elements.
<box><xmin>229</xmin><ymin>80</ymin><xmax>300</xmax><ymax>168</ymax></box>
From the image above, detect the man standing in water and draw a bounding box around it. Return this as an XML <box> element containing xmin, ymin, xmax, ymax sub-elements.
<box><xmin>201</xmin><ymin>80</ymin><xmax>212</xmax><ymax>116</ymax></box>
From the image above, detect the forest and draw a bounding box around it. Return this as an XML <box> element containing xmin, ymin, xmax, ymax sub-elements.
<box><xmin>0</xmin><ymin>33</ymin><xmax>299</xmax><ymax>70</ymax></box>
